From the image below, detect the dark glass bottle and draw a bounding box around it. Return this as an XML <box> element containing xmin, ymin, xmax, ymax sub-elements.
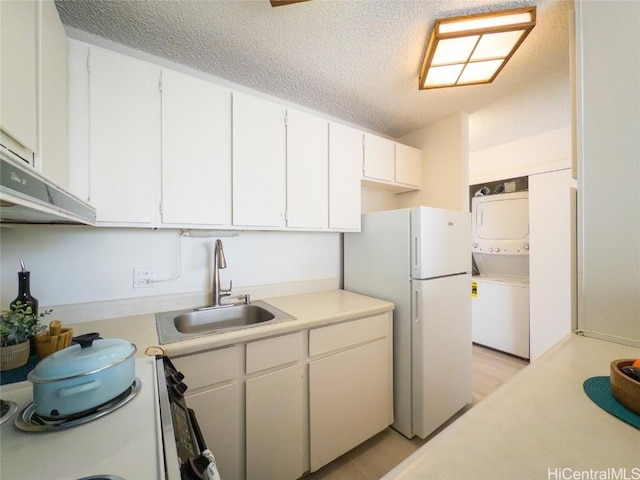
<box><xmin>11</xmin><ymin>263</ymin><xmax>38</xmax><ymax>316</ymax></box>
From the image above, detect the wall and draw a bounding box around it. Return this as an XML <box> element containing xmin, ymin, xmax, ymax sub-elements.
<box><xmin>469</xmin><ymin>126</ymin><xmax>572</xmax><ymax>185</ymax></box>
<box><xmin>469</xmin><ymin>68</ymin><xmax>571</xmax><ymax>153</ymax></box>
<box><xmin>361</xmin><ymin>187</ymin><xmax>397</xmax><ymax>214</ymax></box>
<box><xmin>575</xmin><ymin>0</ymin><xmax>640</xmax><ymax>346</ymax></box>
<box><xmin>396</xmin><ymin>112</ymin><xmax>469</xmax><ymax>211</ymax></box>
<box><xmin>529</xmin><ymin>168</ymin><xmax>574</xmax><ymax>360</ymax></box>
<box><xmin>0</xmin><ymin>226</ymin><xmax>341</xmax><ymax>322</ymax></box>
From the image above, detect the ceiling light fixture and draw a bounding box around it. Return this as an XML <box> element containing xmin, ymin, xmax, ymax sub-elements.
<box><xmin>419</xmin><ymin>7</ymin><xmax>536</xmax><ymax>90</ymax></box>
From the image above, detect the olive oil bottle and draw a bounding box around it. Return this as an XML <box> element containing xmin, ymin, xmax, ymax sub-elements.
<box><xmin>10</xmin><ymin>260</ymin><xmax>38</xmax><ymax>315</ymax></box>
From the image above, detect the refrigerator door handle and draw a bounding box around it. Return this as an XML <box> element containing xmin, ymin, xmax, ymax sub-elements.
<box><xmin>413</xmin><ymin>288</ymin><xmax>420</xmax><ymax>323</ymax></box>
<box><xmin>413</xmin><ymin>235</ymin><xmax>420</xmax><ymax>270</ymax></box>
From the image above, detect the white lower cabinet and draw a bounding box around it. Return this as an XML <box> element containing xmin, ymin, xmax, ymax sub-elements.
<box><xmin>308</xmin><ymin>314</ymin><xmax>393</xmax><ymax>472</ymax></box>
<box><xmin>171</xmin><ymin>312</ymin><xmax>392</xmax><ymax>480</ymax></box>
<box><xmin>245</xmin><ymin>332</ymin><xmax>305</xmax><ymax>480</ymax></box>
<box><xmin>246</xmin><ymin>364</ymin><xmax>305</xmax><ymax>480</ymax></box>
<box><xmin>184</xmin><ymin>383</ymin><xmax>241</xmax><ymax>479</ymax></box>
<box><xmin>172</xmin><ymin>346</ymin><xmax>242</xmax><ymax>480</ymax></box>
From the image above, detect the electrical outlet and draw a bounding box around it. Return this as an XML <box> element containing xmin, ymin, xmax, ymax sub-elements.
<box><xmin>133</xmin><ymin>267</ymin><xmax>157</xmax><ymax>288</ymax></box>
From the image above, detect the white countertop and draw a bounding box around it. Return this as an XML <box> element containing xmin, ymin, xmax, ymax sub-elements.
<box><xmin>71</xmin><ymin>289</ymin><xmax>394</xmax><ymax>357</ymax></box>
<box><xmin>383</xmin><ymin>333</ymin><xmax>640</xmax><ymax>480</ymax></box>
<box><xmin>0</xmin><ymin>357</ymin><xmax>164</xmax><ymax>480</ymax></box>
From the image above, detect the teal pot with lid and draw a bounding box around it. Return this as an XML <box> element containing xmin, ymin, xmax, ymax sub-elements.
<box><xmin>28</xmin><ymin>333</ymin><xmax>137</xmax><ymax>419</ymax></box>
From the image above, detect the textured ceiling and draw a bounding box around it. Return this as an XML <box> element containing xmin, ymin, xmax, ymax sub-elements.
<box><xmin>55</xmin><ymin>0</ymin><xmax>572</xmax><ymax>139</ymax></box>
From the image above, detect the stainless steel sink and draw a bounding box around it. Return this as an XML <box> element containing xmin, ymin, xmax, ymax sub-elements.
<box><xmin>155</xmin><ymin>300</ymin><xmax>295</xmax><ymax>344</ymax></box>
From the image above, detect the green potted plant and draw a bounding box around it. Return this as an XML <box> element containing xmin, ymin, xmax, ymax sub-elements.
<box><xmin>0</xmin><ymin>302</ymin><xmax>50</xmax><ymax>371</ymax></box>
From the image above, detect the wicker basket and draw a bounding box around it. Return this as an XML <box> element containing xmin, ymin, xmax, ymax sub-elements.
<box><xmin>0</xmin><ymin>340</ymin><xmax>30</xmax><ymax>371</ymax></box>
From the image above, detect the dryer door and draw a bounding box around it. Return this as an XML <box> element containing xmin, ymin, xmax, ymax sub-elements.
<box><xmin>473</xmin><ymin>193</ymin><xmax>529</xmax><ymax>241</ymax></box>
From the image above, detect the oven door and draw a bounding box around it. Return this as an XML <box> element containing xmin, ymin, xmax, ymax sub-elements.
<box><xmin>157</xmin><ymin>357</ymin><xmax>221</xmax><ymax>480</ymax></box>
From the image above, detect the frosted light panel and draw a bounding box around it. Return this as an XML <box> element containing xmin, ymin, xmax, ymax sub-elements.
<box><xmin>472</xmin><ymin>31</ymin><xmax>525</xmax><ymax>60</ymax></box>
<box><xmin>419</xmin><ymin>7</ymin><xmax>535</xmax><ymax>89</ymax></box>
<box><xmin>458</xmin><ymin>59</ymin><xmax>503</xmax><ymax>83</ymax></box>
<box><xmin>425</xmin><ymin>64</ymin><xmax>464</xmax><ymax>87</ymax></box>
<box><xmin>439</xmin><ymin>12</ymin><xmax>533</xmax><ymax>34</ymax></box>
<box><xmin>432</xmin><ymin>36</ymin><xmax>479</xmax><ymax>65</ymax></box>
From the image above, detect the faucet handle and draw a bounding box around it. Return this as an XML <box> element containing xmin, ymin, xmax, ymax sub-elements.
<box><xmin>221</xmin><ymin>280</ymin><xmax>233</xmax><ymax>296</ymax></box>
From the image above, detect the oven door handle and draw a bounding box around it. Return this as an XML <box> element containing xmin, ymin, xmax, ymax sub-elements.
<box><xmin>187</xmin><ymin>408</ymin><xmax>222</xmax><ymax>480</ymax></box>
<box><xmin>188</xmin><ymin>408</ymin><xmax>207</xmax><ymax>453</ymax></box>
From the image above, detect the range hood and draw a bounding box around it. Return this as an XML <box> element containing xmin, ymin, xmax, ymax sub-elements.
<box><xmin>0</xmin><ymin>146</ymin><xmax>95</xmax><ymax>225</ymax></box>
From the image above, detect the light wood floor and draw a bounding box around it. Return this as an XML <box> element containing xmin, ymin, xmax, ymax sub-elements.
<box><xmin>302</xmin><ymin>344</ymin><xmax>529</xmax><ymax>480</ymax></box>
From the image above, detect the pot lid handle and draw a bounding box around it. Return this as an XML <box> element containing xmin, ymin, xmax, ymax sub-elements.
<box><xmin>73</xmin><ymin>333</ymin><xmax>100</xmax><ymax>349</ymax></box>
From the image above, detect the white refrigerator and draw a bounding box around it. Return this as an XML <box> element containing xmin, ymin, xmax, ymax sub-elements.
<box><xmin>344</xmin><ymin>206</ymin><xmax>472</xmax><ymax>439</ymax></box>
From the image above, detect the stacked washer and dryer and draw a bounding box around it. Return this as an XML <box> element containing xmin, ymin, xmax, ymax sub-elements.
<box><xmin>471</xmin><ymin>190</ymin><xmax>530</xmax><ymax>359</ymax></box>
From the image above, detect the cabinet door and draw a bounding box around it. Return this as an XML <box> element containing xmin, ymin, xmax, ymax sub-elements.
<box><xmin>0</xmin><ymin>0</ymin><xmax>37</xmax><ymax>157</ymax></box>
<box><xmin>395</xmin><ymin>143</ymin><xmax>422</xmax><ymax>188</ymax></box>
<box><xmin>246</xmin><ymin>364</ymin><xmax>305</xmax><ymax>480</ymax></box>
<box><xmin>161</xmin><ymin>69</ymin><xmax>231</xmax><ymax>226</ymax></box>
<box><xmin>173</xmin><ymin>347</ymin><xmax>241</xmax><ymax>479</ymax></box>
<box><xmin>38</xmin><ymin>0</ymin><xmax>69</xmax><ymax>187</ymax></box>
<box><xmin>363</xmin><ymin>133</ymin><xmax>394</xmax><ymax>183</ymax></box>
<box><xmin>328</xmin><ymin>123</ymin><xmax>362</xmax><ymax>231</ymax></box>
<box><xmin>286</xmin><ymin>109</ymin><xmax>328</xmax><ymax>229</ymax></box>
<box><xmin>89</xmin><ymin>47</ymin><xmax>159</xmax><ymax>224</ymax></box>
<box><xmin>232</xmin><ymin>92</ymin><xmax>286</xmax><ymax>227</ymax></box>
<box><xmin>185</xmin><ymin>384</ymin><xmax>241</xmax><ymax>480</ymax></box>
<box><xmin>309</xmin><ymin>338</ymin><xmax>392</xmax><ymax>472</ymax></box>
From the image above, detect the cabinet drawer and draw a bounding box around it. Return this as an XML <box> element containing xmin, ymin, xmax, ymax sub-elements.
<box><xmin>246</xmin><ymin>331</ymin><xmax>303</xmax><ymax>374</ymax></box>
<box><xmin>309</xmin><ymin>313</ymin><xmax>390</xmax><ymax>357</ymax></box>
<box><xmin>173</xmin><ymin>345</ymin><xmax>240</xmax><ymax>390</ymax></box>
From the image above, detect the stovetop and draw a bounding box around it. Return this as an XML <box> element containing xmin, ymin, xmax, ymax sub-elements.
<box><xmin>14</xmin><ymin>377</ymin><xmax>142</xmax><ymax>432</ymax></box>
<box><xmin>0</xmin><ymin>399</ymin><xmax>18</xmax><ymax>425</ymax></box>
<box><xmin>0</xmin><ymin>357</ymin><xmax>164</xmax><ymax>479</ymax></box>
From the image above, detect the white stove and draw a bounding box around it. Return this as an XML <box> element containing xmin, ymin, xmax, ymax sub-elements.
<box><xmin>0</xmin><ymin>357</ymin><xmax>165</xmax><ymax>479</ymax></box>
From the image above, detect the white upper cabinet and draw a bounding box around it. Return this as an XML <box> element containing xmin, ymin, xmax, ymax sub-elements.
<box><xmin>363</xmin><ymin>133</ymin><xmax>395</xmax><ymax>183</ymax></box>
<box><xmin>328</xmin><ymin>122</ymin><xmax>362</xmax><ymax>231</ymax></box>
<box><xmin>160</xmin><ymin>69</ymin><xmax>231</xmax><ymax>226</ymax></box>
<box><xmin>363</xmin><ymin>133</ymin><xmax>422</xmax><ymax>192</ymax></box>
<box><xmin>232</xmin><ymin>92</ymin><xmax>286</xmax><ymax>228</ymax></box>
<box><xmin>395</xmin><ymin>143</ymin><xmax>422</xmax><ymax>188</ymax></box>
<box><xmin>69</xmin><ymin>40</ymin><xmax>382</xmax><ymax>231</ymax></box>
<box><xmin>38</xmin><ymin>0</ymin><xmax>69</xmax><ymax>188</ymax></box>
<box><xmin>88</xmin><ymin>47</ymin><xmax>160</xmax><ymax>224</ymax></box>
<box><xmin>286</xmin><ymin>109</ymin><xmax>328</xmax><ymax>229</ymax></box>
<box><xmin>1</xmin><ymin>0</ymin><xmax>37</xmax><ymax>160</ymax></box>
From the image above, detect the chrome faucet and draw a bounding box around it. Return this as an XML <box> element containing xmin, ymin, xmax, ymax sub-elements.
<box><xmin>212</xmin><ymin>239</ymin><xmax>232</xmax><ymax>307</ymax></box>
